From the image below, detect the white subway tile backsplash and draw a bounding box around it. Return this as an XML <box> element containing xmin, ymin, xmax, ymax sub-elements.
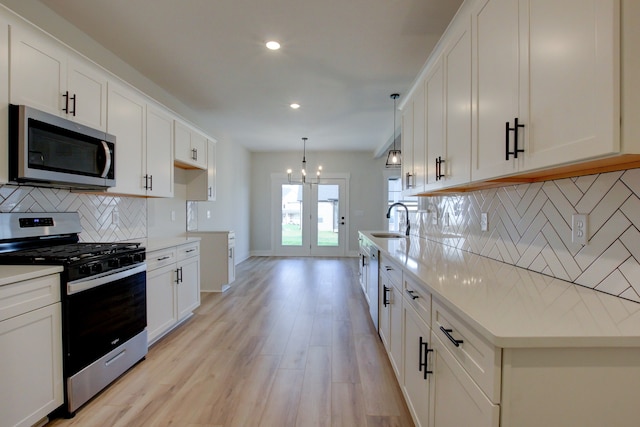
<box><xmin>418</xmin><ymin>168</ymin><xmax>640</xmax><ymax>302</ymax></box>
<box><xmin>0</xmin><ymin>185</ymin><xmax>146</xmax><ymax>242</ymax></box>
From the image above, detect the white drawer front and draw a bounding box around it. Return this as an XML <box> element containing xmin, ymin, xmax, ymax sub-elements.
<box><xmin>177</xmin><ymin>242</ymin><xmax>199</xmax><ymax>261</ymax></box>
<box><xmin>433</xmin><ymin>299</ymin><xmax>501</xmax><ymax>404</ymax></box>
<box><xmin>403</xmin><ymin>275</ymin><xmax>431</xmax><ymax>327</ymax></box>
<box><xmin>379</xmin><ymin>253</ymin><xmax>402</xmax><ymax>289</ymax></box>
<box><xmin>0</xmin><ymin>274</ymin><xmax>60</xmax><ymax>322</ymax></box>
<box><xmin>146</xmin><ymin>248</ymin><xmax>177</xmax><ymax>271</ymax></box>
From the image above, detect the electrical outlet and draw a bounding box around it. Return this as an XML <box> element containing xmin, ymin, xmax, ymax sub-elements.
<box><xmin>572</xmin><ymin>213</ymin><xmax>588</xmax><ymax>245</ymax></box>
<box><xmin>444</xmin><ymin>212</ymin><xmax>450</xmax><ymax>226</ymax></box>
<box><xmin>171</xmin><ymin>210</ymin><xmax>176</xmax><ymax>222</ymax></box>
<box><xmin>480</xmin><ymin>212</ymin><xmax>488</xmax><ymax>231</ymax></box>
<box><xmin>206</xmin><ymin>210</ymin><xmax>211</xmax><ymax>219</ymax></box>
<box><xmin>112</xmin><ymin>210</ymin><xmax>119</xmax><ymax>226</ymax></box>
<box><xmin>432</xmin><ymin>212</ymin><xmax>438</xmax><ymax>225</ymax></box>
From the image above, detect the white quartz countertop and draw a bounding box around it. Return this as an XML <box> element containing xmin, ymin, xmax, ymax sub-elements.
<box><xmin>138</xmin><ymin>237</ymin><xmax>201</xmax><ymax>252</ymax></box>
<box><xmin>0</xmin><ymin>265</ymin><xmax>63</xmax><ymax>287</ymax></box>
<box><xmin>360</xmin><ymin>231</ymin><xmax>640</xmax><ymax>348</ymax></box>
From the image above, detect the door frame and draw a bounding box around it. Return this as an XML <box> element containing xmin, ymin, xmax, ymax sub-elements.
<box><xmin>271</xmin><ymin>173</ymin><xmax>350</xmax><ymax>257</ymax></box>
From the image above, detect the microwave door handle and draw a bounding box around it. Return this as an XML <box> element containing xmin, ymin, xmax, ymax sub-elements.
<box><xmin>100</xmin><ymin>140</ymin><xmax>112</xmax><ymax>178</ymax></box>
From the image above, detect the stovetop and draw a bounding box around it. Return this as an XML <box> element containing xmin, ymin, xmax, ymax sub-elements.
<box><xmin>0</xmin><ymin>242</ymin><xmax>142</xmax><ymax>264</ymax></box>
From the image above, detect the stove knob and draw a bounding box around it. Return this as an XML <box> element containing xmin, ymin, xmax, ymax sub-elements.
<box><xmin>80</xmin><ymin>265</ymin><xmax>91</xmax><ymax>275</ymax></box>
<box><xmin>121</xmin><ymin>255</ymin><xmax>133</xmax><ymax>265</ymax></box>
<box><xmin>108</xmin><ymin>258</ymin><xmax>120</xmax><ymax>268</ymax></box>
<box><xmin>92</xmin><ymin>263</ymin><xmax>103</xmax><ymax>273</ymax></box>
<box><xmin>133</xmin><ymin>253</ymin><xmax>143</xmax><ymax>263</ymax></box>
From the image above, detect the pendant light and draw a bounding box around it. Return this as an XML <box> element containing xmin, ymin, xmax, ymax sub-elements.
<box><xmin>287</xmin><ymin>137</ymin><xmax>322</xmax><ymax>185</ymax></box>
<box><xmin>385</xmin><ymin>93</ymin><xmax>401</xmax><ymax>168</ymax></box>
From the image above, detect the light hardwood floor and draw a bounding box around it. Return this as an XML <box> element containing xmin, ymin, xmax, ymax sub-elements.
<box><xmin>47</xmin><ymin>257</ymin><xmax>414</xmax><ymax>427</ymax></box>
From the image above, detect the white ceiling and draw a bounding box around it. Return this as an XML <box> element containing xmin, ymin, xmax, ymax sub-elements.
<box><xmin>38</xmin><ymin>0</ymin><xmax>462</xmax><ymax>152</ymax></box>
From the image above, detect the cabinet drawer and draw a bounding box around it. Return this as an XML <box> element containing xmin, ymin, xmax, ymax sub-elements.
<box><xmin>146</xmin><ymin>247</ymin><xmax>177</xmax><ymax>271</ymax></box>
<box><xmin>403</xmin><ymin>275</ymin><xmax>431</xmax><ymax>327</ymax></box>
<box><xmin>177</xmin><ymin>242</ymin><xmax>199</xmax><ymax>261</ymax></box>
<box><xmin>379</xmin><ymin>253</ymin><xmax>402</xmax><ymax>289</ymax></box>
<box><xmin>0</xmin><ymin>274</ymin><xmax>60</xmax><ymax>322</ymax></box>
<box><xmin>432</xmin><ymin>299</ymin><xmax>501</xmax><ymax>404</ymax></box>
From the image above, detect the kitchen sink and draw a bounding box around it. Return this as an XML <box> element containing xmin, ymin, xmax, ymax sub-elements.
<box><xmin>370</xmin><ymin>232</ymin><xmax>406</xmax><ymax>238</ymax></box>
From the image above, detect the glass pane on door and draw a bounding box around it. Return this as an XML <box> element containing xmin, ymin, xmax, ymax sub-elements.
<box><xmin>282</xmin><ymin>184</ymin><xmax>303</xmax><ymax>246</ymax></box>
<box><xmin>317</xmin><ymin>184</ymin><xmax>339</xmax><ymax>246</ymax></box>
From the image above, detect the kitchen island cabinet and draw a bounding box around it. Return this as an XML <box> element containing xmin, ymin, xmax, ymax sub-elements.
<box><xmin>360</xmin><ymin>231</ymin><xmax>640</xmax><ymax>427</ymax></box>
<box><xmin>0</xmin><ymin>266</ymin><xmax>64</xmax><ymax>427</ymax></box>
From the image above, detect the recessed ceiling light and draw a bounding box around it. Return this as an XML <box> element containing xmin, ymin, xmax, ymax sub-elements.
<box><xmin>266</xmin><ymin>41</ymin><xmax>281</xmax><ymax>50</ymax></box>
<box><xmin>290</xmin><ymin>103</ymin><xmax>300</xmax><ymax>109</ymax></box>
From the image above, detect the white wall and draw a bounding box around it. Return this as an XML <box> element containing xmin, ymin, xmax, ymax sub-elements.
<box><xmin>250</xmin><ymin>151</ymin><xmax>387</xmax><ymax>255</ymax></box>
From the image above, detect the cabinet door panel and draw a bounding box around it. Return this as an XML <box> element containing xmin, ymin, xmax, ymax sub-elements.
<box><xmin>107</xmin><ymin>83</ymin><xmax>146</xmax><ymax>196</ymax></box>
<box><xmin>67</xmin><ymin>57</ymin><xmax>107</xmax><ymax>130</ymax></box>
<box><xmin>431</xmin><ymin>333</ymin><xmax>499</xmax><ymax>427</ymax></box>
<box><xmin>0</xmin><ymin>303</ymin><xmax>63</xmax><ymax>427</ymax></box>
<box><xmin>177</xmin><ymin>258</ymin><xmax>200</xmax><ymax>320</ymax></box>
<box><xmin>401</xmin><ymin>102</ymin><xmax>415</xmax><ymax>194</ymax></box>
<box><xmin>472</xmin><ymin>0</ymin><xmax>521</xmax><ymax>180</ymax></box>
<box><xmin>403</xmin><ymin>302</ymin><xmax>431</xmax><ymax>427</ymax></box>
<box><xmin>524</xmin><ymin>0</ymin><xmax>619</xmax><ymax>169</ymax></box>
<box><xmin>146</xmin><ymin>105</ymin><xmax>174</xmax><ymax>197</ymax></box>
<box><xmin>426</xmin><ymin>59</ymin><xmax>445</xmax><ymax>187</ymax></box>
<box><xmin>10</xmin><ymin>25</ymin><xmax>65</xmax><ymax>116</ymax></box>
<box><xmin>444</xmin><ymin>21</ymin><xmax>472</xmax><ymax>187</ymax></box>
<box><xmin>412</xmin><ymin>82</ymin><xmax>426</xmax><ymax>192</ymax></box>
<box><xmin>146</xmin><ymin>265</ymin><xmax>177</xmax><ymax>344</ymax></box>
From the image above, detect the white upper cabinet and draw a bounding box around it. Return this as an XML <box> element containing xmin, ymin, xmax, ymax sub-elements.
<box><xmin>401</xmin><ymin>98</ymin><xmax>415</xmax><ymax>194</ymax></box>
<box><xmin>412</xmin><ymin>82</ymin><xmax>427</xmax><ymax>194</ymax></box>
<box><xmin>10</xmin><ymin>23</ymin><xmax>107</xmax><ymax>130</ymax></box>
<box><xmin>187</xmin><ymin>138</ymin><xmax>216</xmax><ymax>201</ymax></box>
<box><xmin>443</xmin><ymin>18</ymin><xmax>472</xmax><ymax>188</ymax></box>
<box><xmin>146</xmin><ymin>103</ymin><xmax>174</xmax><ymax>197</ymax></box>
<box><xmin>107</xmin><ymin>81</ymin><xmax>146</xmax><ymax>196</ymax></box>
<box><xmin>472</xmin><ymin>0</ymin><xmax>619</xmax><ymax>180</ymax></box>
<box><xmin>0</xmin><ymin>17</ymin><xmax>8</xmax><ymax>184</ymax></box>
<box><xmin>425</xmin><ymin>57</ymin><xmax>445</xmax><ymax>188</ymax></box>
<box><xmin>471</xmin><ymin>0</ymin><xmax>521</xmax><ymax>180</ymax></box>
<box><xmin>175</xmin><ymin>120</ymin><xmax>208</xmax><ymax>170</ymax></box>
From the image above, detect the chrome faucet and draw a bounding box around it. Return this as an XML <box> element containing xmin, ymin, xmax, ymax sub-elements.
<box><xmin>386</xmin><ymin>202</ymin><xmax>410</xmax><ymax>236</ymax></box>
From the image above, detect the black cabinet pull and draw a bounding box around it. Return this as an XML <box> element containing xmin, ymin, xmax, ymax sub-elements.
<box><xmin>439</xmin><ymin>326</ymin><xmax>464</xmax><ymax>347</ymax></box>
<box><xmin>70</xmin><ymin>94</ymin><xmax>77</xmax><ymax>116</ymax></box>
<box><xmin>435</xmin><ymin>156</ymin><xmax>445</xmax><ymax>181</ymax></box>
<box><xmin>383</xmin><ymin>285</ymin><xmax>390</xmax><ymax>307</ymax></box>
<box><xmin>175</xmin><ymin>267</ymin><xmax>183</xmax><ymax>284</ymax></box>
<box><xmin>62</xmin><ymin>91</ymin><xmax>70</xmax><ymax>114</ymax></box>
<box><xmin>405</xmin><ymin>289</ymin><xmax>419</xmax><ymax>300</ymax></box>
<box><xmin>505</xmin><ymin>117</ymin><xmax>525</xmax><ymax>160</ymax></box>
<box><xmin>148</xmin><ymin>174</ymin><xmax>153</xmax><ymax>191</ymax></box>
<box><xmin>385</xmin><ymin>265</ymin><xmax>393</xmax><ymax>271</ymax></box>
<box><xmin>208</xmin><ymin>186</ymin><xmax>212</xmax><ymax>197</ymax></box>
<box><xmin>419</xmin><ymin>336</ymin><xmax>433</xmax><ymax>380</ymax></box>
<box><xmin>191</xmin><ymin>148</ymin><xmax>198</xmax><ymax>161</ymax></box>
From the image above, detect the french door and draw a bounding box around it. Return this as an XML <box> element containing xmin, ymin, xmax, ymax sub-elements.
<box><xmin>273</xmin><ymin>176</ymin><xmax>348</xmax><ymax>256</ymax></box>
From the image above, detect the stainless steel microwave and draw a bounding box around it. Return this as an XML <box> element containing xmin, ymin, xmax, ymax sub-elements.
<box><xmin>9</xmin><ymin>104</ymin><xmax>116</xmax><ymax>190</ymax></box>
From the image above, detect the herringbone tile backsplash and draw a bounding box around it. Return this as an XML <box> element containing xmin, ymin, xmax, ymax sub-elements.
<box><xmin>0</xmin><ymin>185</ymin><xmax>146</xmax><ymax>242</ymax></box>
<box><xmin>415</xmin><ymin>168</ymin><xmax>640</xmax><ymax>303</ymax></box>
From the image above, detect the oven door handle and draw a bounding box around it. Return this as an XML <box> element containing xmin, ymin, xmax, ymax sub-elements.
<box><xmin>67</xmin><ymin>263</ymin><xmax>146</xmax><ymax>295</ymax></box>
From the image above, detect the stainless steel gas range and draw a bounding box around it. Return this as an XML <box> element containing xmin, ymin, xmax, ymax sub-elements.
<box><xmin>0</xmin><ymin>212</ymin><xmax>147</xmax><ymax>417</ymax></box>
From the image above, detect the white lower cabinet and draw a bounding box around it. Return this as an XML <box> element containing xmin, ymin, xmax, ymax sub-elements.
<box><xmin>402</xmin><ymin>302</ymin><xmax>432</xmax><ymax>427</ymax></box>
<box><xmin>0</xmin><ymin>273</ymin><xmax>63</xmax><ymax>427</ymax></box>
<box><xmin>176</xmin><ymin>244</ymin><xmax>200</xmax><ymax>319</ymax></box>
<box><xmin>146</xmin><ymin>241</ymin><xmax>200</xmax><ymax>345</ymax></box>
<box><xmin>430</xmin><ymin>332</ymin><xmax>499</xmax><ymax>427</ymax></box>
